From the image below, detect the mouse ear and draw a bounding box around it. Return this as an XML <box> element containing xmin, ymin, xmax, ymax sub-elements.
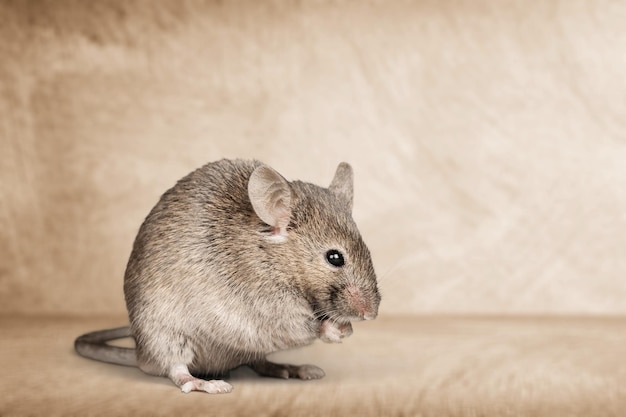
<box><xmin>248</xmin><ymin>165</ymin><xmax>292</xmax><ymax>242</ymax></box>
<box><xmin>329</xmin><ymin>162</ymin><xmax>354</xmax><ymax>213</ymax></box>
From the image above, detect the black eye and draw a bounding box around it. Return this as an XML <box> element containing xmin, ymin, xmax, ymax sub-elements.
<box><xmin>325</xmin><ymin>250</ymin><xmax>345</xmax><ymax>267</ymax></box>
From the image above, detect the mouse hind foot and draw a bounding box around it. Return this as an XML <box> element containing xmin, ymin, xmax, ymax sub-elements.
<box><xmin>169</xmin><ymin>364</ymin><xmax>233</xmax><ymax>394</ymax></box>
<box><xmin>250</xmin><ymin>360</ymin><xmax>325</xmax><ymax>380</ymax></box>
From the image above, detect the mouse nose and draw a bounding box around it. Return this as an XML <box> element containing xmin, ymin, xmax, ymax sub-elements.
<box><xmin>344</xmin><ymin>283</ymin><xmax>379</xmax><ymax>321</ymax></box>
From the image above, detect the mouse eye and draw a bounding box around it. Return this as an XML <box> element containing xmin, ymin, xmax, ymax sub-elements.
<box><xmin>325</xmin><ymin>250</ymin><xmax>345</xmax><ymax>267</ymax></box>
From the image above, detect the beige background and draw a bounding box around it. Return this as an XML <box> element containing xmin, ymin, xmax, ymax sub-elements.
<box><xmin>2</xmin><ymin>2</ymin><xmax>626</xmax><ymax>416</ymax></box>
<box><xmin>1</xmin><ymin>0</ymin><xmax>625</xmax><ymax>317</ymax></box>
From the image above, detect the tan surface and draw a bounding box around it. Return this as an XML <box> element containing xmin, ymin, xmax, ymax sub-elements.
<box><xmin>1</xmin><ymin>2</ymin><xmax>625</xmax><ymax>415</ymax></box>
<box><xmin>2</xmin><ymin>315</ymin><xmax>625</xmax><ymax>416</ymax></box>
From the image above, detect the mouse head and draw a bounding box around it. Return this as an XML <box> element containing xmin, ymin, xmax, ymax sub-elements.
<box><xmin>248</xmin><ymin>162</ymin><xmax>381</xmax><ymax>323</ymax></box>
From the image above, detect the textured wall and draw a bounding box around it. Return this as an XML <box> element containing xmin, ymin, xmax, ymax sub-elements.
<box><xmin>1</xmin><ymin>0</ymin><xmax>625</xmax><ymax>316</ymax></box>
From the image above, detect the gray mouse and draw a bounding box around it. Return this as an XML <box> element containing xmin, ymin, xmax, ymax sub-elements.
<box><xmin>75</xmin><ymin>158</ymin><xmax>380</xmax><ymax>394</ymax></box>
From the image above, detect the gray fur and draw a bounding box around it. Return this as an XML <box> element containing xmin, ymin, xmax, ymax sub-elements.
<box><xmin>75</xmin><ymin>158</ymin><xmax>380</xmax><ymax>392</ymax></box>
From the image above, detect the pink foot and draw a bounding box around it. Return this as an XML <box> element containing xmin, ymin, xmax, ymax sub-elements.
<box><xmin>169</xmin><ymin>364</ymin><xmax>233</xmax><ymax>394</ymax></box>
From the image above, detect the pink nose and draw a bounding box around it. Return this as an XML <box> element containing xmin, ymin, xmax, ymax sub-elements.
<box><xmin>345</xmin><ymin>284</ymin><xmax>378</xmax><ymax>321</ymax></box>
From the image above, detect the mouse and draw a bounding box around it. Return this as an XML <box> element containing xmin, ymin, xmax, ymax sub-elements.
<box><xmin>75</xmin><ymin>158</ymin><xmax>381</xmax><ymax>394</ymax></box>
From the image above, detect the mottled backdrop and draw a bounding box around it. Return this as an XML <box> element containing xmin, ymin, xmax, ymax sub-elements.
<box><xmin>1</xmin><ymin>0</ymin><xmax>625</xmax><ymax>317</ymax></box>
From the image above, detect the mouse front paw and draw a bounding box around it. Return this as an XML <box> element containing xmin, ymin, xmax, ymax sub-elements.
<box><xmin>318</xmin><ymin>320</ymin><xmax>353</xmax><ymax>343</ymax></box>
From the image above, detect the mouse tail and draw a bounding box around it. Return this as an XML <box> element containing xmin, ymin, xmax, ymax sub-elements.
<box><xmin>75</xmin><ymin>326</ymin><xmax>138</xmax><ymax>367</ymax></box>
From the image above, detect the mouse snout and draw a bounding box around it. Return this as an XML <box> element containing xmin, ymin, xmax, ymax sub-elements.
<box><xmin>344</xmin><ymin>284</ymin><xmax>379</xmax><ymax>321</ymax></box>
